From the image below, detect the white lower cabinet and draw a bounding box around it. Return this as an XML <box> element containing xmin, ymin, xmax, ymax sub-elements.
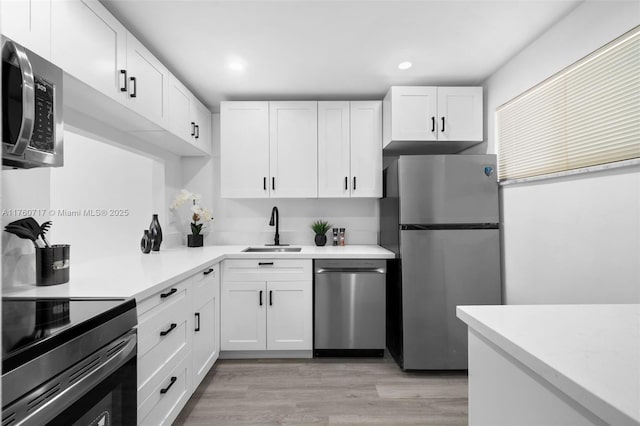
<box><xmin>221</xmin><ymin>282</ymin><xmax>267</xmax><ymax>351</ymax></box>
<box><xmin>221</xmin><ymin>259</ymin><xmax>313</xmax><ymax>353</ymax></box>
<box><xmin>138</xmin><ymin>353</ymin><xmax>191</xmax><ymax>426</ymax></box>
<box><xmin>135</xmin><ymin>263</ymin><xmax>220</xmax><ymax>425</ymax></box>
<box><xmin>191</xmin><ymin>264</ymin><xmax>220</xmax><ymax>391</ymax></box>
<box><xmin>266</xmin><ymin>281</ymin><xmax>313</xmax><ymax>350</ymax></box>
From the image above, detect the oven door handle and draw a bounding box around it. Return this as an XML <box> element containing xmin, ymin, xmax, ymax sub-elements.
<box><xmin>2</xmin><ymin>39</ymin><xmax>35</xmax><ymax>156</ymax></box>
<box><xmin>15</xmin><ymin>330</ymin><xmax>137</xmax><ymax>426</ymax></box>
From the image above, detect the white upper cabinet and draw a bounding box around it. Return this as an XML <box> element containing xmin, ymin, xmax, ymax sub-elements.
<box><xmin>318</xmin><ymin>101</ymin><xmax>382</xmax><ymax>198</ymax></box>
<box><xmin>169</xmin><ymin>75</ymin><xmax>211</xmax><ymax>152</ymax></box>
<box><xmin>436</xmin><ymin>87</ymin><xmax>483</xmax><ymax>141</ymax></box>
<box><xmin>383</xmin><ymin>86</ymin><xmax>483</xmax><ymax>147</ymax></box>
<box><xmin>222</xmin><ymin>100</ymin><xmax>381</xmax><ymax>199</ymax></box>
<box><xmin>318</xmin><ymin>101</ymin><xmax>351</xmax><ymax>198</ymax></box>
<box><xmin>50</xmin><ymin>0</ymin><xmax>209</xmax><ymax>155</ymax></box>
<box><xmin>168</xmin><ymin>74</ymin><xmax>193</xmax><ymax>141</ymax></box>
<box><xmin>385</xmin><ymin>86</ymin><xmax>438</xmax><ymax>143</ymax></box>
<box><xmin>269</xmin><ymin>101</ymin><xmax>318</xmax><ymax>198</ymax></box>
<box><xmin>191</xmin><ymin>98</ymin><xmax>212</xmax><ymax>154</ymax></box>
<box><xmin>220</xmin><ymin>102</ymin><xmax>270</xmax><ymax>198</ymax></box>
<box><xmin>51</xmin><ymin>0</ymin><xmax>127</xmax><ymax>103</ymax></box>
<box><xmin>350</xmin><ymin>101</ymin><xmax>382</xmax><ymax>198</ymax></box>
<box><xmin>125</xmin><ymin>32</ymin><xmax>170</xmax><ymax>128</ymax></box>
<box><xmin>1</xmin><ymin>0</ymin><xmax>51</xmax><ymax>59</ymax></box>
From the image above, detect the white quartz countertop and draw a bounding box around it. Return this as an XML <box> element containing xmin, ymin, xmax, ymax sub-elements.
<box><xmin>3</xmin><ymin>244</ymin><xmax>394</xmax><ymax>301</ymax></box>
<box><xmin>457</xmin><ymin>304</ymin><xmax>640</xmax><ymax>426</ymax></box>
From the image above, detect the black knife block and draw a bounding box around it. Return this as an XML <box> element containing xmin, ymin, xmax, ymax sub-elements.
<box><xmin>36</xmin><ymin>245</ymin><xmax>70</xmax><ymax>286</ymax></box>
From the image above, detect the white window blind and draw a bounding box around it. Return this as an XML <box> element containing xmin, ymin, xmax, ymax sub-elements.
<box><xmin>497</xmin><ymin>26</ymin><xmax>640</xmax><ymax>182</ymax></box>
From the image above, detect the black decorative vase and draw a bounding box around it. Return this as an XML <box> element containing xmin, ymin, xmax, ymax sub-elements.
<box><xmin>140</xmin><ymin>230</ymin><xmax>152</xmax><ymax>254</ymax></box>
<box><xmin>149</xmin><ymin>214</ymin><xmax>163</xmax><ymax>251</ymax></box>
<box><xmin>314</xmin><ymin>234</ymin><xmax>327</xmax><ymax>247</ymax></box>
<box><xmin>188</xmin><ymin>234</ymin><xmax>203</xmax><ymax>247</ymax></box>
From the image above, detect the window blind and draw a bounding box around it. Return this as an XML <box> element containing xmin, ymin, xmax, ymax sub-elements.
<box><xmin>496</xmin><ymin>25</ymin><xmax>640</xmax><ymax>182</ymax></box>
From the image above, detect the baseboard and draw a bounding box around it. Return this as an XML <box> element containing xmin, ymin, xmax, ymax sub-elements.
<box><xmin>219</xmin><ymin>350</ymin><xmax>313</xmax><ymax>359</ymax></box>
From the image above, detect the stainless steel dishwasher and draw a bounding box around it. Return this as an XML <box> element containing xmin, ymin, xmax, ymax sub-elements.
<box><xmin>314</xmin><ymin>259</ymin><xmax>386</xmax><ymax>357</ymax></box>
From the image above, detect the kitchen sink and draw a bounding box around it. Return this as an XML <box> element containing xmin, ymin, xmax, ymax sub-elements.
<box><xmin>243</xmin><ymin>247</ymin><xmax>302</xmax><ymax>253</ymax></box>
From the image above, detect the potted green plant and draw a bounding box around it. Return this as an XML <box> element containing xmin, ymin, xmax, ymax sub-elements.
<box><xmin>311</xmin><ymin>220</ymin><xmax>332</xmax><ymax>246</ymax></box>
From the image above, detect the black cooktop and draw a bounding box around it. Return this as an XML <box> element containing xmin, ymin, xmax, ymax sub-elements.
<box><xmin>2</xmin><ymin>298</ymin><xmax>136</xmax><ymax>373</ymax></box>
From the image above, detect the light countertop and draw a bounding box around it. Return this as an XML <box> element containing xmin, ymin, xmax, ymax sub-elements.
<box><xmin>457</xmin><ymin>304</ymin><xmax>640</xmax><ymax>426</ymax></box>
<box><xmin>3</xmin><ymin>244</ymin><xmax>395</xmax><ymax>301</ymax></box>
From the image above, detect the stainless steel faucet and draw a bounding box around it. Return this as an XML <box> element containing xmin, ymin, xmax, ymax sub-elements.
<box><xmin>269</xmin><ymin>206</ymin><xmax>280</xmax><ymax>246</ymax></box>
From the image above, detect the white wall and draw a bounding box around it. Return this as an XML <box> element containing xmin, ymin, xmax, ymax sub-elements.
<box><xmin>482</xmin><ymin>1</ymin><xmax>640</xmax><ymax>304</ymax></box>
<box><xmin>48</xmin><ymin>132</ymin><xmax>154</xmax><ymax>263</ymax></box>
<box><xmin>182</xmin><ymin>114</ymin><xmax>380</xmax><ymax>246</ymax></box>
<box><xmin>1</xmin><ymin>120</ymin><xmax>183</xmax><ymax>289</ymax></box>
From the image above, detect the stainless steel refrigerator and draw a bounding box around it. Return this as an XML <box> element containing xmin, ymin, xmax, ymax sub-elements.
<box><xmin>381</xmin><ymin>155</ymin><xmax>501</xmax><ymax>370</ymax></box>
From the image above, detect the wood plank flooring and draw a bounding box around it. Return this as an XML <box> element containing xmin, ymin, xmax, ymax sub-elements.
<box><xmin>174</xmin><ymin>357</ymin><xmax>468</xmax><ymax>425</ymax></box>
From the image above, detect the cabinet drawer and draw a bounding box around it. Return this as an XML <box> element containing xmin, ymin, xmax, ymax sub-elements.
<box><xmin>138</xmin><ymin>353</ymin><xmax>190</xmax><ymax>426</ymax></box>
<box><xmin>223</xmin><ymin>259</ymin><xmax>311</xmax><ymax>282</ymax></box>
<box><xmin>137</xmin><ymin>286</ymin><xmax>190</xmax><ymax>400</ymax></box>
<box><xmin>137</xmin><ymin>278</ymin><xmax>191</xmax><ymax>317</ymax></box>
<box><xmin>192</xmin><ymin>263</ymin><xmax>218</xmax><ymax>303</ymax></box>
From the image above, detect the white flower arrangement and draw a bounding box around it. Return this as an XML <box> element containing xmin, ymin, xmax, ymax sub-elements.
<box><xmin>169</xmin><ymin>189</ymin><xmax>213</xmax><ymax>236</ymax></box>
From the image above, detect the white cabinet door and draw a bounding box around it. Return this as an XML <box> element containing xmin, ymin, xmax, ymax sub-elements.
<box><xmin>1</xmin><ymin>0</ymin><xmax>51</xmax><ymax>59</ymax></box>
<box><xmin>221</xmin><ymin>282</ymin><xmax>266</xmax><ymax>351</ymax></box>
<box><xmin>437</xmin><ymin>87</ymin><xmax>483</xmax><ymax>142</ymax></box>
<box><xmin>52</xmin><ymin>0</ymin><xmax>127</xmax><ymax>102</ymax></box>
<box><xmin>318</xmin><ymin>101</ymin><xmax>350</xmax><ymax>198</ymax></box>
<box><xmin>192</xmin><ymin>98</ymin><xmax>212</xmax><ymax>154</ymax></box>
<box><xmin>191</xmin><ymin>264</ymin><xmax>220</xmax><ymax>391</ymax></box>
<box><xmin>126</xmin><ymin>32</ymin><xmax>170</xmax><ymax>128</ymax></box>
<box><xmin>389</xmin><ymin>86</ymin><xmax>438</xmax><ymax>142</ymax></box>
<box><xmin>266</xmin><ymin>281</ymin><xmax>312</xmax><ymax>351</ymax></box>
<box><xmin>168</xmin><ymin>74</ymin><xmax>193</xmax><ymax>142</ymax></box>
<box><xmin>269</xmin><ymin>101</ymin><xmax>318</xmax><ymax>198</ymax></box>
<box><xmin>192</xmin><ymin>297</ymin><xmax>215</xmax><ymax>387</ymax></box>
<box><xmin>350</xmin><ymin>101</ymin><xmax>382</xmax><ymax>198</ymax></box>
<box><xmin>220</xmin><ymin>102</ymin><xmax>270</xmax><ymax>198</ymax></box>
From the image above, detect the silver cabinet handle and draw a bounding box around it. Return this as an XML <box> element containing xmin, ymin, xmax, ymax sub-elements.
<box><xmin>315</xmin><ymin>267</ymin><xmax>386</xmax><ymax>274</ymax></box>
<box><xmin>2</xmin><ymin>40</ymin><xmax>35</xmax><ymax>156</ymax></box>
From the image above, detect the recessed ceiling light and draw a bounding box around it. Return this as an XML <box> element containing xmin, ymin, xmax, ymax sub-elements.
<box><xmin>398</xmin><ymin>61</ymin><xmax>412</xmax><ymax>70</ymax></box>
<box><xmin>228</xmin><ymin>60</ymin><xmax>245</xmax><ymax>72</ymax></box>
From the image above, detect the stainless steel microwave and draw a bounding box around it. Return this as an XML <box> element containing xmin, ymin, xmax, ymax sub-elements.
<box><xmin>2</xmin><ymin>36</ymin><xmax>63</xmax><ymax>168</ymax></box>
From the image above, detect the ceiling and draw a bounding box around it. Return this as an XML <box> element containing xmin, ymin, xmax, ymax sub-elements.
<box><xmin>101</xmin><ymin>0</ymin><xmax>582</xmax><ymax>112</ymax></box>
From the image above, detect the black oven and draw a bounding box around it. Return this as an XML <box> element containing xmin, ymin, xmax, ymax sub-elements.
<box><xmin>1</xmin><ymin>298</ymin><xmax>137</xmax><ymax>426</ymax></box>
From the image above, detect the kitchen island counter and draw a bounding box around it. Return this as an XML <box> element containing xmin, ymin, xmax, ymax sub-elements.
<box><xmin>457</xmin><ymin>304</ymin><xmax>640</xmax><ymax>426</ymax></box>
<box><xmin>3</xmin><ymin>244</ymin><xmax>394</xmax><ymax>301</ymax></box>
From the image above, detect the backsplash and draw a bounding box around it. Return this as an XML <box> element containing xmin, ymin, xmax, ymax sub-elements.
<box><xmin>208</xmin><ymin>198</ymin><xmax>380</xmax><ymax>246</ymax></box>
<box><xmin>2</xmin><ymin>128</ymin><xmax>178</xmax><ymax>290</ymax></box>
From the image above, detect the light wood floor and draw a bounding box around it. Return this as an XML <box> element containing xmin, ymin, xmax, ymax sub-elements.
<box><xmin>174</xmin><ymin>357</ymin><xmax>468</xmax><ymax>425</ymax></box>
